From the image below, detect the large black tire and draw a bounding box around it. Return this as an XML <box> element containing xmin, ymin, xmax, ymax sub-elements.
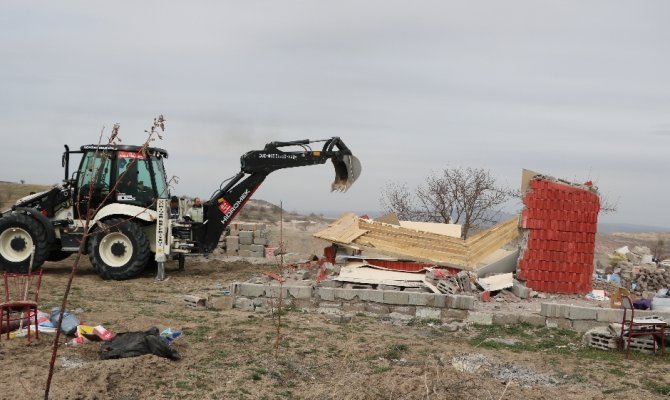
<box><xmin>87</xmin><ymin>218</ymin><xmax>150</xmax><ymax>280</ymax></box>
<box><xmin>0</xmin><ymin>213</ymin><xmax>49</xmax><ymax>273</ymax></box>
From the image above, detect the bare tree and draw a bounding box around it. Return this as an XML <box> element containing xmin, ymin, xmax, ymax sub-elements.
<box><xmin>380</xmin><ymin>167</ymin><xmax>511</xmax><ymax>238</ymax></box>
<box><xmin>379</xmin><ymin>182</ymin><xmax>418</xmax><ymax>221</ymax></box>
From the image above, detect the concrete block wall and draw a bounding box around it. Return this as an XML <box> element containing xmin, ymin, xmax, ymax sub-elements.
<box><xmin>221</xmin><ymin>222</ymin><xmax>271</xmax><ymax>258</ymax></box>
<box><xmin>538</xmin><ymin>302</ymin><xmax>670</xmax><ymax>332</ymax></box>
<box><xmin>231</xmin><ymin>282</ymin><xmax>473</xmax><ymax>320</ymax></box>
<box><xmin>227</xmin><ymin>284</ymin><xmax>670</xmax><ymax>340</ymax></box>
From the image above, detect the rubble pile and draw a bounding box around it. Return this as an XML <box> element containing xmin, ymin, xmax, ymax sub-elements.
<box><xmin>603</xmin><ymin>245</ymin><xmax>669</xmax><ymax>294</ymax></box>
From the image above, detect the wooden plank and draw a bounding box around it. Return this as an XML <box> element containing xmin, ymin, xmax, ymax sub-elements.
<box><xmin>313</xmin><ymin>213</ymin><xmax>368</xmax><ymax>244</ymax></box>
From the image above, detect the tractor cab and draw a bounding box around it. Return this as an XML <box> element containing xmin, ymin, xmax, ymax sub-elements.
<box><xmin>65</xmin><ymin>145</ymin><xmax>169</xmax><ymax>218</ymax></box>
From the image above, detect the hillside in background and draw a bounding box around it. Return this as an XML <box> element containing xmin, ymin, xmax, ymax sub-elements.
<box><xmin>0</xmin><ymin>181</ymin><xmax>52</xmax><ymax>211</ymax></box>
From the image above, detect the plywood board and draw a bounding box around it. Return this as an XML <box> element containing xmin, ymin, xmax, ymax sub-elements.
<box><xmin>399</xmin><ymin>221</ymin><xmax>462</xmax><ymax>238</ymax></box>
<box><xmin>313</xmin><ymin>212</ymin><xmax>368</xmax><ymax>244</ymax></box>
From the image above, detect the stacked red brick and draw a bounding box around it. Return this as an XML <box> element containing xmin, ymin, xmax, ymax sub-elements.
<box><xmin>517</xmin><ymin>178</ymin><xmax>600</xmax><ymax>294</ymax></box>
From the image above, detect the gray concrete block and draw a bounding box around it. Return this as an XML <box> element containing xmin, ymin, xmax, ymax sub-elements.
<box><xmin>292</xmin><ymin>299</ymin><xmax>315</xmax><ymax>311</ymax></box>
<box><xmin>317</xmin><ymin>287</ymin><xmax>336</xmax><ymax>301</ymax></box>
<box><xmin>389</xmin><ymin>312</ymin><xmax>414</xmax><ymax>322</ymax></box>
<box><xmin>239</xmin><ymin>236</ymin><xmax>253</xmax><ymax>245</ymax></box>
<box><xmin>416</xmin><ymin>307</ymin><xmax>442</xmax><ymax>320</ymax></box>
<box><xmin>238</xmin><ymin>283</ymin><xmax>266</xmax><ymax>297</ymax></box>
<box><xmin>342</xmin><ymin>302</ymin><xmax>366</xmax><ymax>313</ymax></box>
<box><xmin>449</xmin><ymin>295</ymin><xmax>475</xmax><ymax>310</ymax></box>
<box><xmin>391</xmin><ymin>306</ymin><xmax>416</xmax><ymax>316</ymax></box>
<box><xmin>335</xmin><ymin>288</ymin><xmax>360</xmax><ymax>301</ymax></box>
<box><xmin>466</xmin><ymin>312</ymin><xmax>493</xmax><ymax>325</ymax></box>
<box><xmin>238</xmin><ymin>250</ymin><xmax>252</xmax><ymax>257</ymax></box>
<box><xmin>225</xmin><ymin>236</ymin><xmax>239</xmax><ymax>250</ymax></box>
<box><xmin>357</xmin><ymin>289</ymin><xmax>384</xmax><ymax>303</ymax></box>
<box><xmin>234</xmin><ymin>297</ymin><xmax>254</xmax><ymax>312</ymax></box>
<box><xmin>492</xmin><ymin>313</ymin><xmax>520</xmax><ymax>325</ymax></box>
<box><xmin>239</xmin><ymin>244</ymin><xmax>252</xmax><ymax>251</ymax></box>
<box><xmin>383</xmin><ymin>291</ymin><xmax>409</xmax><ymax>305</ymax></box>
<box><xmin>365</xmin><ymin>303</ymin><xmax>390</xmax><ymax>315</ymax></box>
<box><xmin>239</xmin><ymin>231</ymin><xmax>253</xmax><ymax>239</ymax></box>
<box><xmin>251</xmin><ymin>251</ymin><xmax>263</xmax><ymax>258</ymax></box>
<box><xmin>318</xmin><ymin>280</ymin><xmax>343</xmax><ymax>288</ymax></box>
<box><xmin>545</xmin><ymin>318</ymin><xmax>572</xmax><ymax>329</ymax></box>
<box><xmin>541</xmin><ymin>303</ymin><xmax>570</xmax><ymax>318</ymax></box>
<box><xmin>572</xmin><ymin>320</ymin><xmax>607</xmax><ymax>333</ymax></box>
<box><xmin>512</xmin><ymin>280</ymin><xmax>531</xmax><ymax>299</ymax></box>
<box><xmin>597</xmin><ymin>309</ymin><xmax>624</xmax><ymax>323</ymax></box>
<box><xmin>407</xmin><ymin>293</ymin><xmax>431</xmax><ymax>306</ymax></box>
<box><xmin>251</xmin><ymin>244</ymin><xmax>265</xmax><ymax>253</ymax></box>
<box><xmin>519</xmin><ymin>314</ymin><xmax>546</xmax><ymax>327</ymax></box>
<box><xmin>431</xmin><ymin>294</ymin><xmax>448</xmax><ymax>308</ymax></box>
<box><xmin>225</xmin><ymin>249</ymin><xmax>238</xmax><ymax>256</ymax></box>
<box><xmin>442</xmin><ymin>308</ymin><xmax>468</xmax><ymax>320</ymax></box>
<box><xmin>569</xmin><ymin>305</ymin><xmax>598</xmax><ymax>320</ymax></box>
<box><xmin>253</xmin><ymin>237</ymin><xmax>268</xmax><ymax>245</ymax></box>
<box><xmin>264</xmin><ymin>285</ymin><xmax>288</xmax><ymax>299</ymax></box>
<box><xmin>378</xmin><ymin>284</ymin><xmax>401</xmax><ymax>291</ymax></box>
<box><xmin>287</xmin><ymin>285</ymin><xmax>313</xmax><ymax>299</ymax></box>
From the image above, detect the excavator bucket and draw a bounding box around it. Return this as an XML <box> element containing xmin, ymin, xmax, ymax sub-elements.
<box><xmin>331</xmin><ymin>154</ymin><xmax>362</xmax><ymax>192</ymax></box>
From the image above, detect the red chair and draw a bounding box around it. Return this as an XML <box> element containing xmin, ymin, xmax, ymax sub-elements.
<box><xmin>0</xmin><ymin>270</ymin><xmax>43</xmax><ymax>344</ymax></box>
<box><xmin>619</xmin><ymin>295</ymin><xmax>666</xmax><ymax>358</ymax></box>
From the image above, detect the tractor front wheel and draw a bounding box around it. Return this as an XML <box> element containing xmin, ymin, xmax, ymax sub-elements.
<box><xmin>88</xmin><ymin>218</ymin><xmax>150</xmax><ymax>280</ymax></box>
<box><xmin>0</xmin><ymin>213</ymin><xmax>49</xmax><ymax>273</ymax></box>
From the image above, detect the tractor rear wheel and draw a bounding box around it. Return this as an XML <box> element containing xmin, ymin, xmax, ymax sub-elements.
<box><xmin>88</xmin><ymin>218</ymin><xmax>150</xmax><ymax>280</ymax></box>
<box><xmin>0</xmin><ymin>213</ymin><xmax>49</xmax><ymax>273</ymax></box>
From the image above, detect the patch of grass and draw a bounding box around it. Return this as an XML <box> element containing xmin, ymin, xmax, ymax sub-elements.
<box><xmin>175</xmin><ymin>381</ymin><xmax>193</xmax><ymax>391</ymax></box>
<box><xmin>371</xmin><ymin>365</ymin><xmax>391</xmax><ymax>374</ymax></box>
<box><xmin>251</xmin><ymin>367</ymin><xmax>268</xmax><ymax>381</ymax></box>
<box><xmin>607</xmin><ymin>367</ymin><xmax>625</xmax><ymax>377</ymax></box>
<box><xmin>642</xmin><ymin>378</ymin><xmax>670</xmax><ymax>395</ymax></box>
<box><xmin>183</xmin><ymin>325</ymin><xmax>212</xmax><ymax>343</ymax></box>
<box><xmin>385</xmin><ymin>344</ymin><xmax>409</xmax><ymax>360</ymax></box>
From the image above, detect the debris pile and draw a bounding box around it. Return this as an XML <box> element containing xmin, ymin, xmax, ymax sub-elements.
<box><xmin>600</xmin><ymin>245</ymin><xmax>669</xmax><ymax>294</ymax></box>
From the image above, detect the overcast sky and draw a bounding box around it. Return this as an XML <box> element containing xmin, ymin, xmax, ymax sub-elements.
<box><xmin>1</xmin><ymin>1</ymin><xmax>669</xmax><ymax>227</ymax></box>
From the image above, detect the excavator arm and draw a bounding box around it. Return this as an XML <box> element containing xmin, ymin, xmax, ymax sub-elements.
<box><xmin>192</xmin><ymin>137</ymin><xmax>361</xmax><ymax>252</ymax></box>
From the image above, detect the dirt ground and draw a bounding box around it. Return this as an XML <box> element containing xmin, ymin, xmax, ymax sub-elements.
<box><xmin>1</xmin><ymin>252</ymin><xmax>669</xmax><ymax>399</ymax></box>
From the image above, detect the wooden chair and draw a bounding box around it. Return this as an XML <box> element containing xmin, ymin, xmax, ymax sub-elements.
<box><xmin>609</xmin><ymin>283</ymin><xmax>635</xmax><ymax>309</ymax></box>
<box><xmin>618</xmin><ymin>295</ymin><xmax>666</xmax><ymax>358</ymax></box>
<box><xmin>0</xmin><ymin>270</ymin><xmax>43</xmax><ymax>344</ymax></box>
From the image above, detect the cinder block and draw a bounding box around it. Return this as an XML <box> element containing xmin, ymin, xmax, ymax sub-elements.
<box><xmin>239</xmin><ymin>237</ymin><xmax>253</xmax><ymax>245</ymax></box>
<box><xmin>364</xmin><ymin>303</ymin><xmax>390</xmax><ymax>315</ymax></box>
<box><xmin>229</xmin><ymin>230</ymin><xmax>239</xmax><ymax>237</ymax></box>
<box><xmin>493</xmin><ymin>313</ymin><xmax>520</xmax><ymax>325</ymax></box>
<box><xmin>225</xmin><ymin>236</ymin><xmax>239</xmax><ymax>250</ymax></box>
<box><xmin>264</xmin><ymin>285</ymin><xmax>288</xmax><ymax>298</ymax></box>
<box><xmin>416</xmin><ymin>307</ymin><xmax>442</xmax><ymax>320</ymax></box>
<box><xmin>253</xmin><ymin>223</ymin><xmax>266</xmax><ymax>231</ymax></box>
<box><xmin>431</xmin><ymin>294</ymin><xmax>448</xmax><ymax>308</ymax></box>
<box><xmin>239</xmin><ymin>245</ymin><xmax>252</xmax><ymax>251</ymax></box>
<box><xmin>318</xmin><ymin>280</ymin><xmax>343</xmax><ymax>288</ymax></box>
<box><xmin>317</xmin><ymin>287</ymin><xmax>336</xmax><ymax>301</ymax></box>
<box><xmin>391</xmin><ymin>306</ymin><xmax>416</xmax><ymax>315</ymax></box>
<box><xmin>239</xmin><ymin>231</ymin><xmax>253</xmax><ymax>239</ymax></box>
<box><xmin>342</xmin><ymin>302</ymin><xmax>366</xmax><ymax>313</ymax></box>
<box><xmin>238</xmin><ymin>283</ymin><xmax>266</xmax><ymax>297</ymax></box>
<box><xmin>225</xmin><ymin>249</ymin><xmax>238</xmax><ymax>256</ymax></box>
<box><xmin>572</xmin><ymin>320</ymin><xmax>606</xmax><ymax>333</ymax></box>
<box><xmin>317</xmin><ymin>301</ymin><xmax>343</xmax><ymax>315</ymax></box>
<box><xmin>287</xmin><ymin>285</ymin><xmax>313</xmax><ymax>299</ymax></box>
<box><xmin>408</xmin><ymin>293</ymin><xmax>431</xmax><ymax>306</ymax></box>
<box><xmin>251</xmin><ymin>251</ymin><xmax>263</xmax><ymax>258</ymax></box>
<box><xmin>335</xmin><ymin>288</ymin><xmax>359</xmax><ymax>301</ymax></box>
<box><xmin>597</xmin><ymin>309</ymin><xmax>624</xmax><ymax>323</ymax></box>
<box><xmin>378</xmin><ymin>284</ymin><xmax>401</xmax><ymax>291</ymax></box>
<box><xmin>357</xmin><ymin>289</ymin><xmax>384</xmax><ymax>303</ymax></box>
<box><xmin>449</xmin><ymin>295</ymin><xmax>475</xmax><ymax>310</ymax></box>
<box><xmin>512</xmin><ymin>280</ymin><xmax>531</xmax><ymax>299</ymax></box>
<box><xmin>466</xmin><ymin>312</ymin><xmax>493</xmax><ymax>325</ymax></box>
<box><xmin>253</xmin><ymin>237</ymin><xmax>268</xmax><ymax>245</ymax></box>
<box><xmin>383</xmin><ymin>291</ymin><xmax>409</xmax><ymax>305</ymax></box>
<box><xmin>569</xmin><ymin>305</ymin><xmax>598</xmax><ymax>320</ymax></box>
<box><xmin>234</xmin><ymin>297</ymin><xmax>254</xmax><ymax>311</ymax></box>
<box><xmin>250</xmin><ymin>244</ymin><xmax>265</xmax><ymax>253</ymax></box>
<box><xmin>545</xmin><ymin>318</ymin><xmax>572</xmax><ymax>329</ymax></box>
<box><xmin>541</xmin><ymin>303</ymin><xmax>570</xmax><ymax>318</ymax></box>
<box><xmin>238</xmin><ymin>250</ymin><xmax>252</xmax><ymax>257</ymax></box>
<box><xmin>519</xmin><ymin>314</ymin><xmax>546</xmax><ymax>327</ymax></box>
<box><xmin>442</xmin><ymin>308</ymin><xmax>468</xmax><ymax>320</ymax></box>
<box><xmin>184</xmin><ymin>295</ymin><xmax>207</xmax><ymax>309</ymax></box>
<box><xmin>292</xmin><ymin>299</ymin><xmax>315</xmax><ymax>311</ymax></box>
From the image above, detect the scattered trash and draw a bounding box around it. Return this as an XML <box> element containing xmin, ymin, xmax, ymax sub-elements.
<box><xmin>585</xmin><ymin>289</ymin><xmax>608</xmax><ymax>301</ymax></box>
<box><xmin>160</xmin><ymin>328</ymin><xmax>183</xmax><ymax>344</ymax></box>
<box><xmin>50</xmin><ymin>307</ymin><xmax>80</xmax><ymax>336</ymax></box>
